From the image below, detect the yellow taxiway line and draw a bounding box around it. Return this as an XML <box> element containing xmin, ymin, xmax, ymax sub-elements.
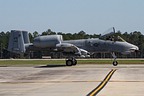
<box><xmin>87</xmin><ymin>69</ymin><xmax>116</xmax><ymax>96</ymax></box>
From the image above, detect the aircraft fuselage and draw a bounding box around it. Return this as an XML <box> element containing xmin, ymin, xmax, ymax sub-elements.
<box><xmin>62</xmin><ymin>38</ymin><xmax>138</xmax><ymax>54</ymax></box>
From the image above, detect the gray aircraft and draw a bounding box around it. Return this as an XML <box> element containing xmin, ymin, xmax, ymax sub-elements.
<box><xmin>8</xmin><ymin>29</ymin><xmax>139</xmax><ymax>66</ymax></box>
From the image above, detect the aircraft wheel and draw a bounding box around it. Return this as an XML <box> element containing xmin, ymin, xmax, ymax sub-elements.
<box><xmin>113</xmin><ymin>61</ymin><xmax>118</xmax><ymax>66</ymax></box>
<box><xmin>72</xmin><ymin>59</ymin><xmax>77</xmax><ymax>66</ymax></box>
<box><xmin>66</xmin><ymin>60</ymin><xmax>73</xmax><ymax>66</ymax></box>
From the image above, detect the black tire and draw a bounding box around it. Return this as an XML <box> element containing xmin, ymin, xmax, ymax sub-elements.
<box><xmin>113</xmin><ymin>61</ymin><xmax>118</xmax><ymax>66</ymax></box>
<box><xmin>66</xmin><ymin>60</ymin><xmax>73</xmax><ymax>66</ymax></box>
<box><xmin>72</xmin><ymin>60</ymin><xmax>77</xmax><ymax>66</ymax></box>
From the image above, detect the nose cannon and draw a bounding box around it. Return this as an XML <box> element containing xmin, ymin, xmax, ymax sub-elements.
<box><xmin>121</xmin><ymin>42</ymin><xmax>139</xmax><ymax>55</ymax></box>
<box><xmin>130</xmin><ymin>45</ymin><xmax>139</xmax><ymax>52</ymax></box>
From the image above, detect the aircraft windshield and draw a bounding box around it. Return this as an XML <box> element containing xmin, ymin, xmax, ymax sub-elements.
<box><xmin>100</xmin><ymin>27</ymin><xmax>115</xmax><ymax>39</ymax></box>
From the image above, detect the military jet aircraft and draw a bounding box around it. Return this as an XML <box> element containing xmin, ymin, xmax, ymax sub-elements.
<box><xmin>8</xmin><ymin>28</ymin><xmax>139</xmax><ymax>66</ymax></box>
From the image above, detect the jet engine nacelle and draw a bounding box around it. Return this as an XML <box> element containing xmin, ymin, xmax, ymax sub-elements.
<box><xmin>33</xmin><ymin>35</ymin><xmax>63</xmax><ymax>48</ymax></box>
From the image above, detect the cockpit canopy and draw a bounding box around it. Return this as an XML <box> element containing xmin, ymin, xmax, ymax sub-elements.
<box><xmin>100</xmin><ymin>35</ymin><xmax>126</xmax><ymax>42</ymax></box>
<box><xmin>99</xmin><ymin>27</ymin><xmax>126</xmax><ymax>42</ymax></box>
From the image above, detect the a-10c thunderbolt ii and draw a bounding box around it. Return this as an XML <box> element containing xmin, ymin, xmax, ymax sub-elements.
<box><xmin>8</xmin><ymin>28</ymin><xmax>139</xmax><ymax>66</ymax></box>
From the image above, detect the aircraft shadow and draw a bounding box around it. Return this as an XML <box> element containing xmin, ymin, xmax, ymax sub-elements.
<box><xmin>35</xmin><ymin>64</ymin><xmax>66</xmax><ymax>68</ymax></box>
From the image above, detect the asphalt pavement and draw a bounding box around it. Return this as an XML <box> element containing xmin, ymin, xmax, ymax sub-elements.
<box><xmin>0</xmin><ymin>64</ymin><xmax>144</xmax><ymax>96</ymax></box>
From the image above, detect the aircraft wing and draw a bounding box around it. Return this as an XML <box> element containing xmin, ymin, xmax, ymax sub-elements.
<box><xmin>56</xmin><ymin>43</ymin><xmax>90</xmax><ymax>57</ymax></box>
<box><xmin>56</xmin><ymin>43</ymin><xmax>80</xmax><ymax>53</ymax></box>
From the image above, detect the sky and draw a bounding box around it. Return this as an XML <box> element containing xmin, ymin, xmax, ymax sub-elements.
<box><xmin>0</xmin><ymin>0</ymin><xmax>144</xmax><ymax>34</ymax></box>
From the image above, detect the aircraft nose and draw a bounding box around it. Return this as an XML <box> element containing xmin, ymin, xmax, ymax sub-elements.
<box><xmin>122</xmin><ymin>42</ymin><xmax>139</xmax><ymax>55</ymax></box>
<box><xmin>130</xmin><ymin>45</ymin><xmax>139</xmax><ymax>52</ymax></box>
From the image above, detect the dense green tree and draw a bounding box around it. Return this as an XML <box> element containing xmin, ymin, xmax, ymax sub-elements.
<box><xmin>33</xmin><ymin>31</ymin><xmax>39</xmax><ymax>38</ymax></box>
<box><xmin>29</xmin><ymin>33</ymin><xmax>34</xmax><ymax>42</ymax></box>
<box><xmin>0</xmin><ymin>31</ymin><xmax>10</xmax><ymax>49</ymax></box>
<box><xmin>42</xmin><ymin>29</ymin><xmax>56</xmax><ymax>35</ymax></box>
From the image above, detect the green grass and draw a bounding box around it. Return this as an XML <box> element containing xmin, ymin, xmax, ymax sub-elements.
<box><xmin>0</xmin><ymin>59</ymin><xmax>144</xmax><ymax>67</ymax></box>
<box><xmin>0</xmin><ymin>60</ymin><xmax>65</xmax><ymax>67</ymax></box>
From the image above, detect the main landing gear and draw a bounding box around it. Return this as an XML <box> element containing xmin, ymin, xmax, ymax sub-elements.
<box><xmin>111</xmin><ymin>52</ymin><xmax>118</xmax><ymax>66</ymax></box>
<box><xmin>65</xmin><ymin>57</ymin><xmax>77</xmax><ymax>66</ymax></box>
<box><xmin>65</xmin><ymin>53</ymin><xmax>119</xmax><ymax>66</ymax></box>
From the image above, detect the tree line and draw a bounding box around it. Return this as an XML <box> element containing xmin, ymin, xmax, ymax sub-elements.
<box><xmin>0</xmin><ymin>29</ymin><xmax>144</xmax><ymax>58</ymax></box>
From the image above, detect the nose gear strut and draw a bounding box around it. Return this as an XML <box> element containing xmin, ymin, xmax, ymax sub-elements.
<box><xmin>111</xmin><ymin>52</ymin><xmax>118</xmax><ymax>66</ymax></box>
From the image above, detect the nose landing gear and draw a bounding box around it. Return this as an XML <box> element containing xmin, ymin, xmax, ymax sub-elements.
<box><xmin>113</xmin><ymin>61</ymin><xmax>118</xmax><ymax>66</ymax></box>
<box><xmin>111</xmin><ymin>52</ymin><xmax>118</xmax><ymax>66</ymax></box>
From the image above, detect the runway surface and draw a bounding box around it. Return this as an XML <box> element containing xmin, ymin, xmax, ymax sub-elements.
<box><xmin>0</xmin><ymin>64</ymin><xmax>144</xmax><ymax>96</ymax></box>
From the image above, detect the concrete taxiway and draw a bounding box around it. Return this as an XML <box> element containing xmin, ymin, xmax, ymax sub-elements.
<box><xmin>0</xmin><ymin>64</ymin><xmax>144</xmax><ymax>96</ymax></box>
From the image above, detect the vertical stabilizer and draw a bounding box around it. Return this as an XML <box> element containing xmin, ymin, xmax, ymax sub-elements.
<box><xmin>22</xmin><ymin>31</ymin><xmax>30</xmax><ymax>44</ymax></box>
<box><xmin>8</xmin><ymin>30</ymin><xmax>27</xmax><ymax>54</ymax></box>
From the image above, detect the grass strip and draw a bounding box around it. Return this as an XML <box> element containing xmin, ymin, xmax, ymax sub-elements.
<box><xmin>0</xmin><ymin>59</ymin><xmax>144</xmax><ymax>67</ymax></box>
